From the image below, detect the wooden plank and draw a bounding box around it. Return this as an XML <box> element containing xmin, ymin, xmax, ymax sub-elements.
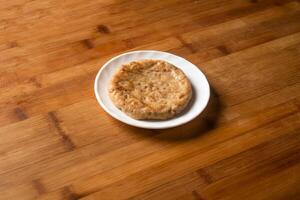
<box><xmin>0</xmin><ymin>37</ymin><xmax>182</xmax><ymax>128</ymax></box>
<box><xmin>220</xmin><ymin>83</ymin><xmax>300</xmax><ymax>122</ymax></box>
<box><xmin>0</xmin><ymin>115</ymin><xmax>70</xmax><ymax>175</ymax></box>
<box><xmin>0</xmin><ymin>100</ymin><xmax>296</xmax><ymax>196</ymax></box>
<box><xmin>202</xmin><ymin>117</ymin><xmax>300</xmax><ymax>182</ymax></box>
<box><xmin>201</xmin><ymin>145</ymin><xmax>300</xmax><ymax>199</ymax></box>
<box><xmin>1</xmin><ymin>27</ymin><xmax>299</xmax><ymax>129</ymax></box>
<box><xmin>0</xmin><ymin>183</ymin><xmax>38</xmax><ymax>200</ymax></box>
<box><xmin>0</xmin><ymin>0</ymin><xmax>288</xmax><ymax>77</ymax></box>
<box><xmin>78</xmin><ymin>112</ymin><xmax>300</xmax><ymax>200</ymax></box>
<box><xmin>179</xmin><ymin>3</ymin><xmax>300</xmax><ymax>62</ymax></box>
<box><xmin>131</xmin><ymin>126</ymin><xmax>300</xmax><ymax>200</ymax></box>
<box><xmin>198</xmin><ymin>32</ymin><xmax>300</xmax><ymax>106</ymax></box>
<box><xmin>128</xmin><ymin>172</ymin><xmax>207</xmax><ymax>200</ymax></box>
<box><xmin>0</xmin><ymin>1</ymin><xmax>298</xmax><ymax>127</ymax></box>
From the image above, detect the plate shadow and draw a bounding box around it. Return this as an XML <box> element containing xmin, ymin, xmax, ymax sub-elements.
<box><xmin>118</xmin><ymin>86</ymin><xmax>223</xmax><ymax>141</ymax></box>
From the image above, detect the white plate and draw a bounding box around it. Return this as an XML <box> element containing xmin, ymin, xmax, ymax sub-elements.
<box><xmin>94</xmin><ymin>50</ymin><xmax>210</xmax><ymax>129</ymax></box>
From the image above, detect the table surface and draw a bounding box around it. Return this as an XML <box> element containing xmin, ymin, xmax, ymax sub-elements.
<box><xmin>1</xmin><ymin>0</ymin><xmax>300</xmax><ymax>199</ymax></box>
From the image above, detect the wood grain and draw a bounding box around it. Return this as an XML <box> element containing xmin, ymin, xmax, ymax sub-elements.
<box><xmin>0</xmin><ymin>0</ymin><xmax>300</xmax><ymax>200</ymax></box>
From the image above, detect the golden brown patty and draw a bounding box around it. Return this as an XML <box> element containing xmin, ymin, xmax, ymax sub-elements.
<box><xmin>108</xmin><ymin>59</ymin><xmax>192</xmax><ymax>120</ymax></box>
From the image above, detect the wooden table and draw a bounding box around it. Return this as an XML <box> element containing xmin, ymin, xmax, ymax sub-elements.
<box><xmin>1</xmin><ymin>0</ymin><xmax>300</xmax><ymax>199</ymax></box>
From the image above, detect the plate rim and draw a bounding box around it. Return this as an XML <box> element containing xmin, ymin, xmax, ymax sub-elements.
<box><xmin>94</xmin><ymin>50</ymin><xmax>210</xmax><ymax>129</ymax></box>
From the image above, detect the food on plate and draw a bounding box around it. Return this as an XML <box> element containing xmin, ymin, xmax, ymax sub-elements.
<box><xmin>108</xmin><ymin>59</ymin><xmax>192</xmax><ymax>120</ymax></box>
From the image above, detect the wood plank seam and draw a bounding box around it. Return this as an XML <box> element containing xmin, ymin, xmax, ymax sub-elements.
<box><xmin>292</xmin><ymin>98</ymin><xmax>300</xmax><ymax>111</ymax></box>
<box><xmin>215</xmin><ymin>45</ymin><xmax>231</xmax><ymax>55</ymax></box>
<box><xmin>62</xmin><ymin>186</ymin><xmax>82</xmax><ymax>200</ymax></box>
<box><xmin>47</xmin><ymin>111</ymin><xmax>76</xmax><ymax>151</ymax></box>
<box><xmin>27</xmin><ymin>77</ymin><xmax>42</xmax><ymax>88</ymax></box>
<box><xmin>97</xmin><ymin>24</ymin><xmax>111</xmax><ymax>34</ymax></box>
<box><xmin>175</xmin><ymin>35</ymin><xmax>197</xmax><ymax>54</ymax></box>
<box><xmin>197</xmin><ymin>169</ymin><xmax>214</xmax><ymax>184</ymax></box>
<box><xmin>81</xmin><ymin>39</ymin><xmax>94</xmax><ymax>49</ymax></box>
<box><xmin>192</xmin><ymin>190</ymin><xmax>205</xmax><ymax>200</ymax></box>
<box><xmin>13</xmin><ymin>107</ymin><xmax>28</xmax><ymax>121</ymax></box>
<box><xmin>32</xmin><ymin>179</ymin><xmax>47</xmax><ymax>195</ymax></box>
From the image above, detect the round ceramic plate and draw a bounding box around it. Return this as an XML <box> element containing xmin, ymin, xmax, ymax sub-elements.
<box><xmin>94</xmin><ymin>50</ymin><xmax>210</xmax><ymax>129</ymax></box>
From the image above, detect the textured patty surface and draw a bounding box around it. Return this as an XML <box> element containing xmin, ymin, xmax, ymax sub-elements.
<box><xmin>108</xmin><ymin>60</ymin><xmax>192</xmax><ymax>120</ymax></box>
